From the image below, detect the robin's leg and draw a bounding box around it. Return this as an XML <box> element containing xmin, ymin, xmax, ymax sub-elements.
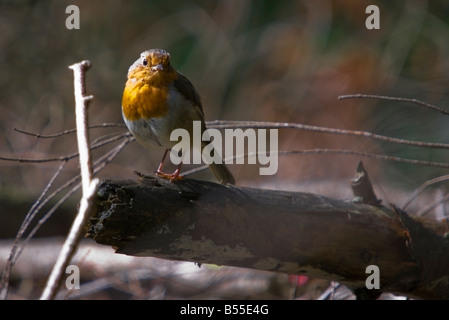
<box><xmin>155</xmin><ymin>149</ymin><xmax>183</xmax><ymax>181</ymax></box>
<box><xmin>169</xmin><ymin>163</ymin><xmax>183</xmax><ymax>181</ymax></box>
<box><xmin>155</xmin><ymin>149</ymin><xmax>169</xmax><ymax>175</ymax></box>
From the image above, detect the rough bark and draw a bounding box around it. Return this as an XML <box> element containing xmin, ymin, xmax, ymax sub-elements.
<box><xmin>86</xmin><ymin>173</ymin><xmax>449</xmax><ymax>299</ymax></box>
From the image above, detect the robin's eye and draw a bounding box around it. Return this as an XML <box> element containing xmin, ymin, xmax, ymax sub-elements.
<box><xmin>142</xmin><ymin>59</ymin><xmax>148</xmax><ymax>66</ymax></box>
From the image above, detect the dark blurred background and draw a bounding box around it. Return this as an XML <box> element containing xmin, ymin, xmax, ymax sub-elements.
<box><xmin>1</xmin><ymin>0</ymin><xmax>449</xmax><ymax>299</ymax></box>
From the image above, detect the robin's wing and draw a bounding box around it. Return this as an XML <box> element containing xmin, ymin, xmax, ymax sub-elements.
<box><xmin>173</xmin><ymin>72</ymin><xmax>205</xmax><ymax>119</ymax></box>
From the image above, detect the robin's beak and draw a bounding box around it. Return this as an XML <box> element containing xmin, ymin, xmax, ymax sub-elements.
<box><xmin>151</xmin><ymin>63</ymin><xmax>164</xmax><ymax>72</ymax></box>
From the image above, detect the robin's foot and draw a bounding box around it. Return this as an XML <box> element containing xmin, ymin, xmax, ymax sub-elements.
<box><xmin>155</xmin><ymin>170</ymin><xmax>184</xmax><ymax>182</ymax></box>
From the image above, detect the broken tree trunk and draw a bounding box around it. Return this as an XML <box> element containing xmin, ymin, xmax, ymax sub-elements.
<box><xmin>86</xmin><ymin>171</ymin><xmax>449</xmax><ymax>299</ymax></box>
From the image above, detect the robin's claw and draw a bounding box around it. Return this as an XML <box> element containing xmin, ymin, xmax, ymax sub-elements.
<box><xmin>155</xmin><ymin>170</ymin><xmax>183</xmax><ymax>182</ymax></box>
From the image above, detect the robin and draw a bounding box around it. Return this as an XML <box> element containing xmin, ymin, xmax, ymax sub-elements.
<box><xmin>122</xmin><ymin>49</ymin><xmax>235</xmax><ymax>185</ymax></box>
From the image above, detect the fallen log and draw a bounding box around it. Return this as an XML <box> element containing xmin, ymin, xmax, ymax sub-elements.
<box><xmin>86</xmin><ymin>169</ymin><xmax>449</xmax><ymax>299</ymax></box>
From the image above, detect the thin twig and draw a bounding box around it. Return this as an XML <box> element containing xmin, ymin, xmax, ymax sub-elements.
<box><xmin>0</xmin><ymin>161</ymin><xmax>67</xmax><ymax>300</ymax></box>
<box><xmin>0</xmin><ymin>132</ymin><xmax>132</xmax><ymax>163</ymax></box>
<box><xmin>91</xmin><ymin>135</ymin><xmax>134</xmax><ymax>174</ymax></box>
<box><xmin>402</xmin><ymin>174</ymin><xmax>449</xmax><ymax>210</ymax></box>
<box><xmin>13</xmin><ymin>123</ymin><xmax>126</xmax><ymax>138</ymax></box>
<box><xmin>418</xmin><ymin>192</ymin><xmax>449</xmax><ymax>217</ymax></box>
<box><xmin>338</xmin><ymin>94</ymin><xmax>449</xmax><ymax>116</ymax></box>
<box><xmin>205</xmin><ymin>120</ymin><xmax>449</xmax><ymax>150</ymax></box>
<box><xmin>181</xmin><ymin>148</ymin><xmax>449</xmax><ymax>178</ymax></box>
<box><xmin>285</xmin><ymin>149</ymin><xmax>449</xmax><ymax>168</ymax></box>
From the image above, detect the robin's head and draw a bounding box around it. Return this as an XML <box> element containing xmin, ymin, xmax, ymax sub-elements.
<box><xmin>127</xmin><ymin>49</ymin><xmax>175</xmax><ymax>82</ymax></box>
<box><xmin>123</xmin><ymin>49</ymin><xmax>178</xmax><ymax>120</ymax></box>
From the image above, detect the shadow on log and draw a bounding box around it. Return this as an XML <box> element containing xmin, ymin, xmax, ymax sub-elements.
<box><xmin>86</xmin><ymin>169</ymin><xmax>449</xmax><ymax>299</ymax></box>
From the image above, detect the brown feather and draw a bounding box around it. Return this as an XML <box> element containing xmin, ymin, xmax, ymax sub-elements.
<box><xmin>173</xmin><ymin>72</ymin><xmax>205</xmax><ymax>118</ymax></box>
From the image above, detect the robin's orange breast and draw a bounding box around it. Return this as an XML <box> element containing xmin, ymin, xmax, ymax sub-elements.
<box><xmin>122</xmin><ymin>66</ymin><xmax>178</xmax><ymax>121</ymax></box>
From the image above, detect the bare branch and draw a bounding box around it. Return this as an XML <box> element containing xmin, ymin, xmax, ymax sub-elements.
<box><xmin>338</xmin><ymin>94</ymin><xmax>449</xmax><ymax>116</ymax></box>
<box><xmin>418</xmin><ymin>192</ymin><xmax>449</xmax><ymax>217</ymax></box>
<box><xmin>13</xmin><ymin>123</ymin><xmax>126</xmax><ymax>139</ymax></box>
<box><xmin>402</xmin><ymin>174</ymin><xmax>449</xmax><ymax>210</ymax></box>
<box><xmin>206</xmin><ymin>120</ymin><xmax>449</xmax><ymax>151</ymax></box>
<box><xmin>182</xmin><ymin>148</ymin><xmax>449</xmax><ymax>178</ymax></box>
<box><xmin>0</xmin><ymin>132</ymin><xmax>132</xmax><ymax>163</ymax></box>
<box><xmin>40</xmin><ymin>60</ymin><xmax>99</xmax><ymax>300</ymax></box>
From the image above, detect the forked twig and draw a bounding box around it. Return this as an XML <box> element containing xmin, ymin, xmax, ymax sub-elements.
<box><xmin>40</xmin><ymin>60</ymin><xmax>99</xmax><ymax>300</ymax></box>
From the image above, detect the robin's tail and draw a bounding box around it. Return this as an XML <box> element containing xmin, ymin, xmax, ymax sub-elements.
<box><xmin>200</xmin><ymin>137</ymin><xmax>235</xmax><ymax>185</ymax></box>
<box><xmin>208</xmin><ymin>162</ymin><xmax>235</xmax><ymax>185</ymax></box>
